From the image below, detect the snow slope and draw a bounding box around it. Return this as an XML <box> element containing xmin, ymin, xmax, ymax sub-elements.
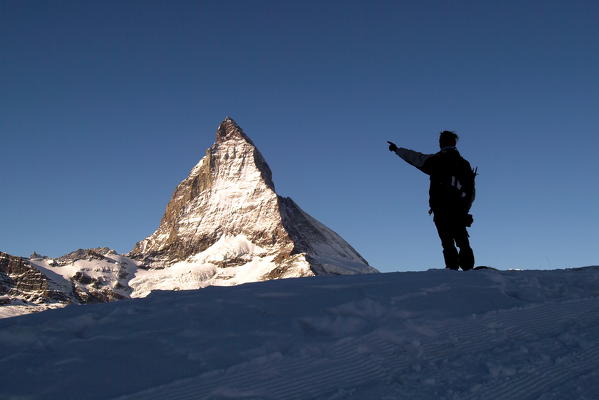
<box><xmin>1</xmin><ymin>267</ymin><xmax>599</xmax><ymax>400</ymax></box>
<box><xmin>129</xmin><ymin>234</ymin><xmax>313</xmax><ymax>298</ymax></box>
<box><xmin>32</xmin><ymin>253</ymin><xmax>140</xmax><ymax>299</ymax></box>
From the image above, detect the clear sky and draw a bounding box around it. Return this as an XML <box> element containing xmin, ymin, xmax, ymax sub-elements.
<box><xmin>1</xmin><ymin>1</ymin><xmax>598</xmax><ymax>272</ymax></box>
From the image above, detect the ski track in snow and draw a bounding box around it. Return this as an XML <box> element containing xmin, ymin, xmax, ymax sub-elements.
<box><xmin>2</xmin><ymin>268</ymin><xmax>599</xmax><ymax>400</ymax></box>
<box><xmin>112</xmin><ymin>297</ymin><xmax>599</xmax><ymax>400</ymax></box>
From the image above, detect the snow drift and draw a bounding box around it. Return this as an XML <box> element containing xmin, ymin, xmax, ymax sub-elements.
<box><xmin>1</xmin><ymin>267</ymin><xmax>599</xmax><ymax>399</ymax></box>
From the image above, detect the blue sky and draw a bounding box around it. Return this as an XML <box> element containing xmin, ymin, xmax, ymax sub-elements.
<box><xmin>1</xmin><ymin>1</ymin><xmax>597</xmax><ymax>272</ymax></box>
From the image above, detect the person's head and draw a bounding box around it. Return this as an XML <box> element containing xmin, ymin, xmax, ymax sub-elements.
<box><xmin>439</xmin><ymin>130</ymin><xmax>458</xmax><ymax>149</ymax></box>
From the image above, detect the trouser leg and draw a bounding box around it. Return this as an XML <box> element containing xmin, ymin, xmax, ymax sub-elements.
<box><xmin>455</xmin><ymin>227</ymin><xmax>474</xmax><ymax>271</ymax></box>
<box><xmin>434</xmin><ymin>216</ymin><xmax>459</xmax><ymax>270</ymax></box>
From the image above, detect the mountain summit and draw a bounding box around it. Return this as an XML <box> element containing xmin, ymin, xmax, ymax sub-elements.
<box><xmin>129</xmin><ymin>118</ymin><xmax>376</xmax><ymax>291</ymax></box>
<box><xmin>216</xmin><ymin>116</ymin><xmax>256</xmax><ymax>145</ymax></box>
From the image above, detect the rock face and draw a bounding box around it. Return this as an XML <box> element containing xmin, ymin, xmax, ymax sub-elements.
<box><xmin>0</xmin><ymin>252</ymin><xmax>72</xmax><ymax>304</ymax></box>
<box><xmin>129</xmin><ymin>117</ymin><xmax>376</xmax><ymax>285</ymax></box>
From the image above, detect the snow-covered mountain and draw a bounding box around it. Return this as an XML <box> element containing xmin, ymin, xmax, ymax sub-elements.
<box><xmin>0</xmin><ymin>249</ymin><xmax>141</xmax><ymax>318</ymax></box>
<box><xmin>1</xmin><ymin>118</ymin><xmax>376</xmax><ymax>317</ymax></box>
<box><xmin>128</xmin><ymin>117</ymin><xmax>377</xmax><ymax>295</ymax></box>
<box><xmin>31</xmin><ymin>248</ymin><xmax>139</xmax><ymax>302</ymax></box>
<box><xmin>2</xmin><ymin>267</ymin><xmax>599</xmax><ymax>399</ymax></box>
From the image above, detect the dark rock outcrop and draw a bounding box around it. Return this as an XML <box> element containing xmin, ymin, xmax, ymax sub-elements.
<box><xmin>56</xmin><ymin>248</ymin><xmax>116</xmax><ymax>266</ymax></box>
<box><xmin>0</xmin><ymin>252</ymin><xmax>72</xmax><ymax>304</ymax></box>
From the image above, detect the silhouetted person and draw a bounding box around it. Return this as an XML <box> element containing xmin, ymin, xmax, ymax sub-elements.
<box><xmin>388</xmin><ymin>131</ymin><xmax>476</xmax><ymax>270</ymax></box>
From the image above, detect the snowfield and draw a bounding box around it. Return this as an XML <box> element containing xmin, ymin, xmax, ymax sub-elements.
<box><xmin>129</xmin><ymin>234</ymin><xmax>313</xmax><ymax>298</ymax></box>
<box><xmin>1</xmin><ymin>267</ymin><xmax>599</xmax><ymax>400</ymax></box>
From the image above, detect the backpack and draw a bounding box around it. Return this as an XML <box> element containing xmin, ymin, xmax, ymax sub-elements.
<box><xmin>451</xmin><ymin>166</ymin><xmax>477</xmax><ymax>211</ymax></box>
<box><xmin>425</xmin><ymin>151</ymin><xmax>477</xmax><ymax>216</ymax></box>
<box><xmin>448</xmin><ymin>166</ymin><xmax>477</xmax><ymax>226</ymax></box>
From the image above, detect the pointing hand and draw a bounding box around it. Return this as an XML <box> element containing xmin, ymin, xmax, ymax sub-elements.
<box><xmin>387</xmin><ymin>141</ymin><xmax>398</xmax><ymax>152</ymax></box>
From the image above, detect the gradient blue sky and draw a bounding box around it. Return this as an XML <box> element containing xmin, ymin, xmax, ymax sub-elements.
<box><xmin>1</xmin><ymin>1</ymin><xmax>598</xmax><ymax>272</ymax></box>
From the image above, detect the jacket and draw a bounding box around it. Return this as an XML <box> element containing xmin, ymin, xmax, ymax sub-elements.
<box><xmin>393</xmin><ymin>147</ymin><xmax>475</xmax><ymax>214</ymax></box>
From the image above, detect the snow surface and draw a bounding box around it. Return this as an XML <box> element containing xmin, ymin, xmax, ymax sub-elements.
<box><xmin>9</xmin><ymin>236</ymin><xmax>311</xmax><ymax>304</ymax></box>
<box><xmin>31</xmin><ymin>254</ymin><xmax>140</xmax><ymax>298</ymax></box>
<box><xmin>2</xmin><ymin>267</ymin><xmax>599</xmax><ymax>400</ymax></box>
<box><xmin>130</xmin><ymin>234</ymin><xmax>313</xmax><ymax>297</ymax></box>
<box><xmin>0</xmin><ymin>302</ymin><xmax>65</xmax><ymax>319</ymax></box>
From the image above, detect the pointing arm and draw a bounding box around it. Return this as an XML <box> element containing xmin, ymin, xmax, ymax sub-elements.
<box><xmin>393</xmin><ymin>148</ymin><xmax>434</xmax><ymax>174</ymax></box>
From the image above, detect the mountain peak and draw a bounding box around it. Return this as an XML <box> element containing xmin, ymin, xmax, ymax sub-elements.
<box><xmin>130</xmin><ymin>118</ymin><xmax>376</xmax><ymax>285</ymax></box>
<box><xmin>216</xmin><ymin>117</ymin><xmax>254</xmax><ymax>145</ymax></box>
